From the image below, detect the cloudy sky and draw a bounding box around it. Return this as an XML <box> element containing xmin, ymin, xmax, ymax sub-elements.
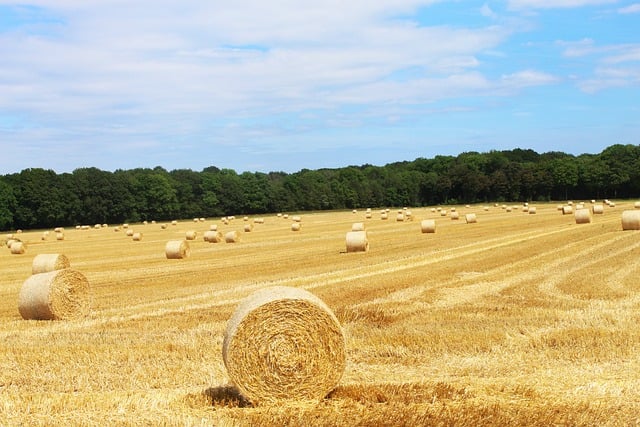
<box><xmin>1</xmin><ymin>1</ymin><xmax>638</xmax><ymax>174</ymax></box>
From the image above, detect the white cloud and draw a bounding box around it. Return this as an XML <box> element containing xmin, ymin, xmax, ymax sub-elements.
<box><xmin>618</xmin><ymin>3</ymin><xmax>640</xmax><ymax>13</ymax></box>
<box><xmin>508</xmin><ymin>0</ymin><xmax>616</xmax><ymax>9</ymax></box>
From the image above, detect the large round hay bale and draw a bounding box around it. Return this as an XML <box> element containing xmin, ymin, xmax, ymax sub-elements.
<box><xmin>165</xmin><ymin>240</ymin><xmax>190</xmax><ymax>259</ymax></box>
<box><xmin>592</xmin><ymin>204</ymin><xmax>604</xmax><ymax>214</ymax></box>
<box><xmin>55</xmin><ymin>232</ymin><xmax>64</xmax><ymax>241</ymax></box>
<box><xmin>345</xmin><ymin>230</ymin><xmax>369</xmax><ymax>253</ymax></box>
<box><xmin>32</xmin><ymin>254</ymin><xmax>71</xmax><ymax>274</ymax></box>
<box><xmin>528</xmin><ymin>207</ymin><xmax>537</xmax><ymax>214</ymax></box>
<box><xmin>634</xmin><ymin>201</ymin><xmax>640</xmax><ymax>209</ymax></box>
<box><xmin>621</xmin><ymin>210</ymin><xmax>640</xmax><ymax>231</ymax></box>
<box><xmin>18</xmin><ymin>269</ymin><xmax>90</xmax><ymax>320</ymax></box>
<box><xmin>450</xmin><ymin>211</ymin><xmax>460</xmax><ymax>220</ymax></box>
<box><xmin>420</xmin><ymin>219</ymin><xmax>436</xmax><ymax>233</ymax></box>
<box><xmin>10</xmin><ymin>241</ymin><xmax>26</xmax><ymax>255</ymax></box>
<box><xmin>575</xmin><ymin>208</ymin><xmax>591</xmax><ymax>224</ymax></box>
<box><xmin>562</xmin><ymin>206</ymin><xmax>573</xmax><ymax>215</ymax></box>
<box><xmin>225</xmin><ymin>230</ymin><xmax>240</xmax><ymax>243</ymax></box>
<box><xmin>222</xmin><ymin>286</ymin><xmax>346</xmax><ymax>405</ymax></box>
<box><xmin>243</xmin><ymin>224</ymin><xmax>253</xmax><ymax>232</ymax></box>
<box><xmin>351</xmin><ymin>222</ymin><xmax>365</xmax><ymax>231</ymax></box>
<box><xmin>203</xmin><ymin>230</ymin><xmax>223</xmax><ymax>243</ymax></box>
<box><xmin>465</xmin><ymin>213</ymin><xmax>477</xmax><ymax>224</ymax></box>
<box><xmin>185</xmin><ymin>231</ymin><xmax>197</xmax><ymax>240</ymax></box>
<box><xmin>291</xmin><ymin>223</ymin><xmax>301</xmax><ymax>231</ymax></box>
<box><xmin>132</xmin><ymin>232</ymin><xmax>143</xmax><ymax>241</ymax></box>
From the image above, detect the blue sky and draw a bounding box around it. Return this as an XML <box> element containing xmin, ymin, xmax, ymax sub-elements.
<box><xmin>0</xmin><ymin>1</ymin><xmax>638</xmax><ymax>174</ymax></box>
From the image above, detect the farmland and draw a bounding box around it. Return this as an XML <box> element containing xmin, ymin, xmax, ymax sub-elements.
<box><xmin>1</xmin><ymin>202</ymin><xmax>639</xmax><ymax>426</ymax></box>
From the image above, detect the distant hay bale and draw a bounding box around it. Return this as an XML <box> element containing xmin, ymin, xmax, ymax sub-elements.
<box><xmin>395</xmin><ymin>213</ymin><xmax>404</xmax><ymax>222</ymax></box>
<box><xmin>53</xmin><ymin>227</ymin><xmax>64</xmax><ymax>233</ymax></box>
<box><xmin>55</xmin><ymin>232</ymin><xmax>64</xmax><ymax>241</ymax></box>
<box><xmin>291</xmin><ymin>223</ymin><xmax>301</xmax><ymax>231</ymax></box>
<box><xmin>562</xmin><ymin>206</ymin><xmax>573</xmax><ymax>215</ymax></box>
<box><xmin>132</xmin><ymin>232</ymin><xmax>143</xmax><ymax>241</ymax></box>
<box><xmin>574</xmin><ymin>208</ymin><xmax>592</xmax><ymax>224</ymax></box>
<box><xmin>440</xmin><ymin>210</ymin><xmax>447</xmax><ymax>216</ymax></box>
<box><xmin>528</xmin><ymin>207</ymin><xmax>537</xmax><ymax>214</ymax></box>
<box><xmin>222</xmin><ymin>286</ymin><xmax>346</xmax><ymax>405</ymax></box>
<box><xmin>32</xmin><ymin>254</ymin><xmax>71</xmax><ymax>274</ymax></box>
<box><xmin>465</xmin><ymin>213</ymin><xmax>477</xmax><ymax>224</ymax></box>
<box><xmin>160</xmin><ymin>223</ymin><xmax>168</xmax><ymax>229</ymax></box>
<box><xmin>122</xmin><ymin>223</ymin><xmax>129</xmax><ymax>229</ymax></box>
<box><xmin>254</xmin><ymin>218</ymin><xmax>265</xmax><ymax>224</ymax></box>
<box><xmin>171</xmin><ymin>220</ymin><xmax>178</xmax><ymax>226</ymax></box>
<box><xmin>203</xmin><ymin>230</ymin><xmax>223</xmax><ymax>243</ymax></box>
<box><xmin>165</xmin><ymin>240</ymin><xmax>190</xmax><ymax>259</ymax></box>
<box><xmin>125</xmin><ymin>229</ymin><xmax>134</xmax><ymax>237</ymax></box>
<box><xmin>185</xmin><ymin>231</ymin><xmax>197</xmax><ymax>240</ymax></box>
<box><xmin>506</xmin><ymin>207</ymin><xmax>512</xmax><ymax>212</ymax></box>
<box><xmin>621</xmin><ymin>210</ymin><xmax>640</xmax><ymax>231</ymax></box>
<box><xmin>634</xmin><ymin>201</ymin><xmax>640</xmax><ymax>209</ymax></box>
<box><xmin>450</xmin><ymin>211</ymin><xmax>460</xmax><ymax>220</ymax></box>
<box><xmin>244</xmin><ymin>224</ymin><xmax>253</xmax><ymax>232</ymax></box>
<box><xmin>225</xmin><ymin>230</ymin><xmax>240</xmax><ymax>243</ymax></box>
<box><xmin>18</xmin><ymin>269</ymin><xmax>90</xmax><ymax>320</ymax></box>
<box><xmin>114</xmin><ymin>226</ymin><xmax>121</xmax><ymax>232</ymax></box>
<box><xmin>210</xmin><ymin>224</ymin><xmax>218</xmax><ymax>231</ymax></box>
<box><xmin>10</xmin><ymin>241</ymin><xmax>26</xmax><ymax>255</ymax></box>
<box><xmin>351</xmin><ymin>222</ymin><xmax>365</xmax><ymax>231</ymax></box>
<box><xmin>592</xmin><ymin>204</ymin><xmax>604</xmax><ymax>214</ymax></box>
<box><xmin>365</xmin><ymin>213</ymin><xmax>372</xmax><ymax>219</ymax></box>
<box><xmin>346</xmin><ymin>231</ymin><xmax>369</xmax><ymax>253</ymax></box>
<box><xmin>420</xmin><ymin>219</ymin><xmax>436</xmax><ymax>233</ymax></box>
<box><xmin>292</xmin><ymin>215</ymin><xmax>302</xmax><ymax>223</ymax></box>
<box><xmin>380</xmin><ymin>212</ymin><xmax>388</xmax><ymax>220</ymax></box>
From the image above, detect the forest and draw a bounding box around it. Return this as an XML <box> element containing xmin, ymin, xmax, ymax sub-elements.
<box><xmin>0</xmin><ymin>143</ymin><xmax>638</xmax><ymax>231</ymax></box>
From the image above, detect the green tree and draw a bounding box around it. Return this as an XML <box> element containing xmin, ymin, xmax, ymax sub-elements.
<box><xmin>0</xmin><ymin>178</ymin><xmax>17</xmax><ymax>230</ymax></box>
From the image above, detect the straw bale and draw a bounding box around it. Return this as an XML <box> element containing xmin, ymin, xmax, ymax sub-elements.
<box><xmin>55</xmin><ymin>232</ymin><xmax>64</xmax><ymax>241</ymax></box>
<box><xmin>244</xmin><ymin>224</ymin><xmax>253</xmax><ymax>232</ymax></box>
<box><xmin>225</xmin><ymin>230</ymin><xmax>240</xmax><ymax>243</ymax></box>
<box><xmin>185</xmin><ymin>231</ymin><xmax>197</xmax><ymax>240</ymax></box>
<box><xmin>351</xmin><ymin>222</ymin><xmax>365</xmax><ymax>231</ymax></box>
<box><xmin>420</xmin><ymin>219</ymin><xmax>436</xmax><ymax>233</ymax></box>
<box><xmin>210</xmin><ymin>224</ymin><xmax>218</xmax><ymax>231</ymax></box>
<box><xmin>346</xmin><ymin>231</ymin><xmax>369</xmax><ymax>253</ymax></box>
<box><xmin>528</xmin><ymin>207</ymin><xmax>537</xmax><ymax>214</ymax></box>
<box><xmin>562</xmin><ymin>206</ymin><xmax>573</xmax><ymax>215</ymax></box>
<box><xmin>592</xmin><ymin>204</ymin><xmax>604</xmax><ymax>214</ymax></box>
<box><xmin>292</xmin><ymin>215</ymin><xmax>302</xmax><ymax>222</ymax></box>
<box><xmin>621</xmin><ymin>210</ymin><xmax>640</xmax><ymax>231</ymax></box>
<box><xmin>222</xmin><ymin>286</ymin><xmax>345</xmax><ymax>405</ymax></box>
<box><xmin>165</xmin><ymin>240</ymin><xmax>190</xmax><ymax>259</ymax></box>
<box><xmin>380</xmin><ymin>212</ymin><xmax>388</xmax><ymax>220</ymax></box>
<box><xmin>396</xmin><ymin>213</ymin><xmax>404</xmax><ymax>222</ymax></box>
<box><xmin>574</xmin><ymin>208</ymin><xmax>591</xmax><ymax>224</ymax></box>
<box><xmin>203</xmin><ymin>230</ymin><xmax>223</xmax><ymax>243</ymax></box>
<box><xmin>125</xmin><ymin>229</ymin><xmax>134</xmax><ymax>237</ymax></box>
<box><xmin>18</xmin><ymin>269</ymin><xmax>90</xmax><ymax>320</ymax></box>
<box><xmin>465</xmin><ymin>213</ymin><xmax>477</xmax><ymax>224</ymax></box>
<box><xmin>634</xmin><ymin>201</ymin><xmax>640</xmax><ymax>209</ymax></box>
<box><xmin>291</xmin><ymin>223</ymin><xmax>301</xmax><ymax>231</ymax></box>
<box><xmin>132</xmin><ymin>232</ymin><xmax>143</xmax><ymax>241</ymax></box>
<box><xmin>10</xmin><ymin>241</ymin><xmax>26</xmax><ymax>254</ymax></box>
<box><xmin>32</xmin><ymin>254</ymin><xmax>71</xmax><ymax>274</ymax></box>
<box><xmin>450</xmin><ymin>211</ymin><xmax>460</xmax><ymax>220</ymax></box>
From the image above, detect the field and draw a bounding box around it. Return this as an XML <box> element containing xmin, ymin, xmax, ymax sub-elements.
<box><xmin>1</xmin><ymin>202</ymin><xmax>640</xmax><ymax>426</ymax></box>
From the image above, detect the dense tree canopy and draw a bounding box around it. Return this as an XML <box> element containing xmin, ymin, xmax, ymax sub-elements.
<box><xmin>1</xmin><ymin>144</ymin><xmax>638</xmax><ymax>230</ymax></box>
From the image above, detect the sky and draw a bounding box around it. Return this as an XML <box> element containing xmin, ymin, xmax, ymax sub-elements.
<box><xmin>0</xmin><ymin>1</ymin><xmax>639</xmax><ymax>175</ymax></box>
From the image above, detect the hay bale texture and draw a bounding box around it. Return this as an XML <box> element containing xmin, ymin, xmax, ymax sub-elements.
<box><xmin>10</xmin><ymin>241</ymin><xmax>26</xmax><ymax>254</ymax></box>
<box><xmin>622</xmin><ymin>210</ymin><xmax>640</xmax><ymax>231</ymax></box>
<box><xmin>345</xmin><ymin>231</ymin><xmax>369</xmax><ymax>252</ymax></box>
<box><xmin>165</xmin><ymin>240</ymin><xmax>190</xmax><ymax>259</ymax></box>
<box><xmin>420</xmin><ymin>219</ymin><xmax>436</xmax><ymax>233</ymax></box>
<box><xmin>222</xmin><ymin>286</ymin><xmax>346</xmax><ymax>405</ymax></box>
<box><xmin>18</xmin><ymin>269</ymin><xmax>90</xmax><ymax>320</ymax></box>
<box><xmin>575</xmin><ymin>209</ymin><xmax>592</xmax><ymax>224</ymax></box>
<box><xmin>32</xmin><ymin>254</ymin><xmax>71</xmax><ymax>274</ymax></box>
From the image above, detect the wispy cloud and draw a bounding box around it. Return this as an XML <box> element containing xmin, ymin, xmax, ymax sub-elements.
<box><xmin>508</xmin><ymin>0</ymin><xmax>616</xmax><ymax>9</ymax></box>
<box><xmin>618</xmin><ymin>3</ymin><xmax>640</xmax><ymax>13</ymax></box>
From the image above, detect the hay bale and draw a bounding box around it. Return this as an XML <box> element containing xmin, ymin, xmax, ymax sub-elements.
<box><xmin>10</xmin><ymin>241</ymin><xmax>26</xmax><ymax>255</ymax></box>
<box><xmin>55</xmin><ymin>232</ymin><xmax>64</xmax><ymax>241</ymax></box>
<box><xmin>575</xmin><ymin>208</ymin><xmax>591</xmax><ymax>224</ymax></box>
<box><xmin>225</xmin><ymin>230</ymin><xmax>240</xmax><ymax>243</ymax></box>
<box><xmin>420</xmin><ymin>219</ymin><xmax>436</xmax><ymax>233</ymax></box>
<box><xmin>351</xmin><ymin>222</ymin><xmax>365</xmax><ymax>231</ymax></box>
<box><xmin>165</xmin><ymin>240</ymin><xmax>190</xmax><ymax>259</ymax></box>
<box><xmin>592</xmin><ymin>204</ymin><xmax>604</xmax><ymax>214</ymax></box>
<box><xmin>18</xmin><ymin>269</ymin><xmax>90</xmax><ymax>320</ymax></box>
<box><xmin>32</xmin><ymin>254</ymin><xmax>71</xmax><ymax>274</ymax></box>
<box><xmin>396</xmin><ymin>213</ymin><xmax>404</xmax><ymax>222</ymax></box>
<box><xmin>244</xmin><ymin>224</ymin><xmax>253</xmax><ymax>232</ymax></box>
<box><xmin>204</xmin><ymin>230</ymin><xmax>223</xmax><ymax>243</ymax></box>
<box><xmin>209</xmin><ymin>224</ymin><xmax>218</xmax><ymax>231</ymax></box>
<box><xmin>621</xmin><ymin>210</ymin><xmax>640</xmax><ymax>231</ymax></box>
<box><xmin>345</xmin><ymin>231</ymin><xmax>369</xmax><ymax>253</ymax></box>
<box><xmin>125</xmin><ymin>229</ymin><xmax>134</xmax><ymax>237</ymax></box>
<box><xmin>380</xmin><ymin>212</ymin><xmax>388</xmax><ymax>220</ymax></box>
<box><xmin>185</xmin><ymin>231</ymin><xmax>197</xmax><ymax>240</ymax></box>
<box><xmin>450</xmin><ymin>211</ymin><xmax>460</xmax><ymax>220</ymax></box>
<box><xmin>562</xmin><ymin>206</ymin><xmax>573</xmax><ymax>215</ymax></box>
<box><xmin>465</xmin><ymin>213</ymin><xmax>477</xmax><ymax>224</ymax></box>
<box><xmin>528</xmin><ymin>207</ymin><xmax>537</xmax><ymax>214</ymax></box>
<box><xmin>291</xmin><ymin>223</ymin><xmax>301</xmax><ymax>231</ymax></box>
<box><xmin>292</xmin><ymin>215</ymin><xmax>302</xmax><ymax>222</ymax></box>
<box><xmin>132</xmin><ymin>232</ymin><xmax>143</xmax><ymax>241</ymax></box>
<box><xmin>634</xmin><ymin>201</ymin><xmax>640</xmax><ymax>209</ymax></box>
<box><xmin>222</xmin><ymin>286</ymin><xmax>345</xmax><ymax>405</ymax></box>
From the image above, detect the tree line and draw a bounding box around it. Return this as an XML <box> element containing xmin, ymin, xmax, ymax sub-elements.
<box><xmin>1</xmin><ymin>143</ymin><xmax>638</xmax><ymax>231</ymax></box>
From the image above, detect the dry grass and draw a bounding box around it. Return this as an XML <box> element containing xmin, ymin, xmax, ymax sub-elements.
<box><xmin>1</xmin><ymin>201</ymin><xmax>640</xmax><ymax>426</ymax></box>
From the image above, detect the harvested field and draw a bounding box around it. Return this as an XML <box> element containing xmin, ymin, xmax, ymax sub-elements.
<box><xmin>1</xmin><ymin>201</ymin><xmax>640</xmax><ymax>425</ymax></box>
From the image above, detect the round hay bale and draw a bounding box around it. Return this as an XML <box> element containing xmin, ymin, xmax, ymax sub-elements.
<box><xmin>562</xmin><ymin>206</ymin><xmax>573</xmax><ymax>215</ymax></box>
<box><xmin>440</xmin><ymin>210</ymin><xmax>447</xmax><ymax>216</ymax></box>
<box><xmin>465</xmin><ymin>213</ymin><xmax>477</xmax><ymax>224</ymax></box>
<box><xmin>380</xmin><ymin>212</ymin><xmax>388</xmax><ymax>220</ymax></box>
<box><xmin>574</xmin><ymin>208</ymin><xmax>591</xmax><ymax>224</ymax></box>
<box><xmin>160</xmin><ymin>223</ymin><xmax>168</xmax><ymax>229</ymax></box>
<box><xmin>165</xmin><ymin>240</ymin><xmax>190</xmax><ymax>259</ymax></box>
<box><xmin>132</xmin><ymin>232</ymin><xmax>143</xmax><ymax>241</ymax></box>
<box><xmin>225</xmin><ymin>230</ymin><xmax>240</xmax><ymax>243</ymax></box>
<box><xmin>351</xmin><ymin>222</ymin><xmax>365</xmax><ymax>231</ymax></box>
<box><xmin>18</xmin><ymin>269</ymin><xmax>90</xmax><ymax>320</ymax></box>
<box><xmin>32</xmin><ymin>254</ymin><xmax>71</xmax><ymax>274</ymax></box>
<box><xmin>55</xmin><ymin>232</ymin><xmax>64</xmax><ymax>241</ymax></box>
<box><xmin>125</xmin><ymin>229</ymin><xmax>134</xmax><ymax>237</ymax></box>
<box><xmin>185</xmin><ymin>231</ymin><xmax>197</xmax><ymax>240</ymax></box>
<box><xmin>621</xmin><ymin>210</ymin><xmax>640</xmax><ymax>231</ymax></box>
<box><xmin>592</xmin><ymin>204</ymin><xmax>604</xmax><ymax>214</ymax></box>
<box><xmin>209</xmin><ymin>224</ymin><xmax>218</xmax><ymax>231</ymax></box>
<box><xmin>396</xmin><ymin>213</ymin><xmax>405</xmax><ymax>222</ymax></box>
<box><xmin>528</xmin><ymin>207</ymin><xmax>537</xmax><ymax>214</ymax></box>
<box><xmin>244</xmin><ymin>224</ymin><xmax>253</xmax><ymax>232</ymax></box>
<box><xmin>10</xmin><ymin>241</ymin><xmax>26</xmax><ymax>254</ymax></box>
<box><xmin>420</xmin><ymin>219</ymin><xmax>436</xmax><ymax>233</ymax></box>
<box><xmin>292</xmin><ymin>215</ymin><xmax>302</xmax><ymax>223</ymax></box>
<box><xmin>203</xmin><ymin>230</ymin><xmax>223</xmax><ymax>243</ymax></box>
<box><xmin>291</xmin><ymin>223</ymin><xmax>301</xmax><ymax>231</ymax></box>
<box><xmin>450</xmin><ymin>211</ymin><xmax>460</xmax><ymax>220</ymax></box>
<box><xmin>345</xmin><ymin>231</ymin><xmax>369</xmax><ymax>253</ymax></box>
<box><xmin>222</xmin><ymin>286</ymin><xmax>345</xmax><ymax>405</ymax></box>
<box><xmin>634</xmin><ymin>201</ymin><xmax>640</xmax><ymax>209</ymax></box>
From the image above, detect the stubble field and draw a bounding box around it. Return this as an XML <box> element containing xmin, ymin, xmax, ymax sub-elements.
<box><xmin>1</xmin><ymin>202</ymin><xmax>639</xmax><ymax>426</ymax></box>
